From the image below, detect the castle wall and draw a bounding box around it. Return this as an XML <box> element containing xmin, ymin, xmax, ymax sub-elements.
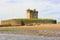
<box><xmin>1</xmin><ymin>20</ymin><xmax>22</xmax><ymax>26</ymax></box>
<box><xmin>22</xmin><ymin>20</ymin><xmax>57</xmax><ymax>26</ymax></box>
<box><xmin>1</xmin><ymin>19</ymin><xmax>57</xmax><ymax>26</ymax></box>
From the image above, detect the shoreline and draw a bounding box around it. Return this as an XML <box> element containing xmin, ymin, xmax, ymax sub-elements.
<box><xmin>0</xmin><ymin>24</ymin><xmax>60</xmax><ymax>37</ymax></box>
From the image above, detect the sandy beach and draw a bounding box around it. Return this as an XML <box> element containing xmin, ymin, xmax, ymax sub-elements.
<box><xmin>0</xmin><ymin>24</ymin><xmax>60</xmax><ymax>37</ymax></box>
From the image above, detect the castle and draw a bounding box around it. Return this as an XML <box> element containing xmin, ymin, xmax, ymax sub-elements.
<box><xmin>0</xmin><ymin>9</ymin><xmax>57</xmax><ymax>26</ymax></box>
<box><xmin>26</xmin><ymin>9</ymin><xmax>38</xmax><ymax>19</ymax></box>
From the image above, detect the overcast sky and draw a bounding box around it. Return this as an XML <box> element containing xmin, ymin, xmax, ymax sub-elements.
<box><xmin>0</xmin><ymin>0</ymin><xmax>60</xmax><ymax>22</ymax></box>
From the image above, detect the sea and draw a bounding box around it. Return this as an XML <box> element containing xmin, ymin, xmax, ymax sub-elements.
<box><xmin>0</xmin><ymin>34</ymin><xmax>60</xmax><ymax>40</ymax></box>
<box><xmin>0</xmin><ymin>29</ymin><xmax>60</xmax><ymax>40</ymax></box>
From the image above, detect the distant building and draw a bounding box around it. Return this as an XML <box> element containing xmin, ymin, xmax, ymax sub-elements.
<box><xmin>1</xmin><ymin>9</ymin><xmax>57</xmax><ymax>26</ymax></box>
<box><xmin>26</xmin><ymin>9</ymin><xmax>38</xmax><ymax>19</ymax></box>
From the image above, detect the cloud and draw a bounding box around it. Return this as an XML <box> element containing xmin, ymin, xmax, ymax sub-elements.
<box><xmin>40</xmin><ymin>0</ymin><xmax>60</xmax><ymax>4</ymax></box>
<box><xmin>6</xmin><ymin>0</ymin><xmax>17</xmax><ymax>3</ymax></box>
<box><xmin>0</xmin><ymin>0</ymin><xmax>60</xmax><ymax>22</ymax></box>
<box><xmin>49</xmin><ymin>0</ymin><xmax>60</xmax><ymax>4</ymax></box>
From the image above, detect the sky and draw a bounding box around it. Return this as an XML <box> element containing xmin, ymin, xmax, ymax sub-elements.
<box><xmin>0</xmin><ymin>0</ymin><xmax>60</xmax><ymax>22</ymax></box>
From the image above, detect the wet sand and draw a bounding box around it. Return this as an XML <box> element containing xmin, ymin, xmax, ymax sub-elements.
<box><xmin>0</xmin><ymin>24</ymin><xmax>60</xmax><ymax>37</ymax></box>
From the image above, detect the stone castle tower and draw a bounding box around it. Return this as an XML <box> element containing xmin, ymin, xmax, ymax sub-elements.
<box><xmin>1</xmin><ymin>9</ymin><xmax>57</xmax><ymax>26</ymax></box>
<box><xmin>26</xmin><ymin>9</ymin><xmax>38</xmax><ymax>19</ymax></box>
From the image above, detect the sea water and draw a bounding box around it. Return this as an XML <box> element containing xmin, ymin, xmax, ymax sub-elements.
<box><xmin>0</xmin><ymin>34</ymin><xmax>60</xmax><ymax>40</ymax></box>
<box><xmin>0</xmin><ymin>28</ymin><xmax>60</xmax><ymax>40</ymax></box>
